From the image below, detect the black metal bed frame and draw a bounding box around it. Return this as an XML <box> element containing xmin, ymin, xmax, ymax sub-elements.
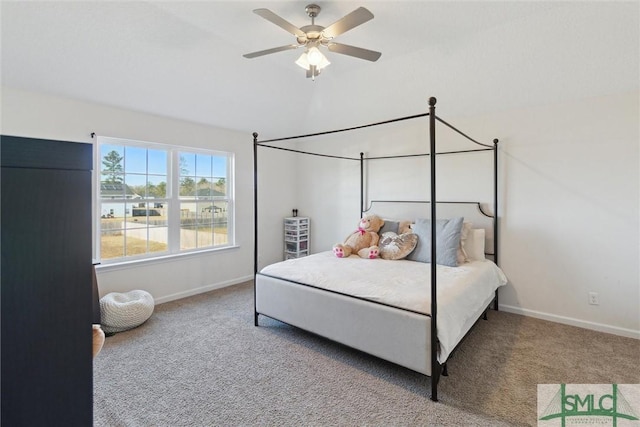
<box><xmin>252</xmin><ymin>97</ymin><xmax>499</xmax><ymax>402</ymax></box>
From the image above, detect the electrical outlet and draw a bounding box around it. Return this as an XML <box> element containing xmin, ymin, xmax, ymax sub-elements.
<box><xmin>588</xmin><ymin>292</ymin><xmax>599</xmax><ymax>306</ymax></box>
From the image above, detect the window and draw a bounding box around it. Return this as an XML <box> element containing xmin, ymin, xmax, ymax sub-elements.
<box><xmin>96</xmin><ymin>136</ymin><xmax>234</xmax><ymax>263</ymax></box>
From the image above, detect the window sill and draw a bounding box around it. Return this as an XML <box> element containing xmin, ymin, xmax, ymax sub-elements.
<box><xmin>94</xmin><ymin>245</ymin><xmax>241</xmax><ymax>273</ymax></box>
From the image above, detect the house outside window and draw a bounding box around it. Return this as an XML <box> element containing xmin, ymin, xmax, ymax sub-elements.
<box><xmin>96</xmin><ymin>136</ymin><xmax>234</xmax><ymax>263</ymax></box>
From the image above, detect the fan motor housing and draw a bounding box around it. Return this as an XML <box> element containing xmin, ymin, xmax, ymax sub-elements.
<box><xmin>298</xmin><ymin>25</ymin><xmax>325</xmax><ymax>44</ymax></box>
<box><xmin>305</xmin><ymin>4</ymin><xmax>321</xmax><ymax>18</ymax></box>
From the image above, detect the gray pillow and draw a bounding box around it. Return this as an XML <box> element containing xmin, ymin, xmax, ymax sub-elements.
<box><xmin>378</xmin><ymin>220</ymin><xmax>399</xmax><ymax>236</ymax></box>
<box><xmin>406</xmin><ymin>217</ymin><xmax>464</xmax><ymax>266</ymax></box>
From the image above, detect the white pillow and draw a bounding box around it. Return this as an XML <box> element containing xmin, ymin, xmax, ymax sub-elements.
<box><xmin>464</xmin><ymin>228</ymin><xmax>486</xmax><ymax>261</ymax></box>
<box><xmin>457</xmin><ymin>221</ymin><xmax>473</xmax><ymax>264</ymax></box>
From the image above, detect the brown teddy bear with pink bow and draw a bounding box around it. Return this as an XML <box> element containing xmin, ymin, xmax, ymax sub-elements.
<box><xmin>333</xmin><ymin>214</ymin><xmax>384</xmax><ymax>259</ymax></box>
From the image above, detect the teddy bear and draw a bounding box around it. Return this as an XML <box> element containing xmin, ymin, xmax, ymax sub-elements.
<box><xmin>333</xmin><ymin>214</ymin><xmax>385</xmax><ymax>259</ymax></box>
<box><xmin>399</xmin><ymin>220</ymin><xmax>413</xmax><ymax>235</ymax></box>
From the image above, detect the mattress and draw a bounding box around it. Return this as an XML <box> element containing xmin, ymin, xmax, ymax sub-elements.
<box><xmin>259</xmin><ymin>251</ymin><xmax>508</xmax><ymax>362</ymax></box>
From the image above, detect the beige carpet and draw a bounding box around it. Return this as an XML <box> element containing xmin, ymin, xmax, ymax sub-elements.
<box><xmin>94</xmin><ymin>281</ymin><xmax>639</xmax><ymax>426</ymax></box>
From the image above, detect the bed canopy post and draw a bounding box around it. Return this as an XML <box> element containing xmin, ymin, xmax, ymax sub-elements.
<box><xmin>428</xmin><ymin>96</ymin><xmax>441</xmax><ymax>402</ymax></box>
<box><xmin>253</xmin><ymin>132</ymin><xmax>259</xmax><ymax>326</ymax></box>
<box><xmin>360</xmin><ymin>152</ymin><xmax>365</xmax><ymax>217</ymax></box>
<box><xmin>493</xmin><ymin>138</ymin><xmax>499</xmax><ymax>310</ymax></box>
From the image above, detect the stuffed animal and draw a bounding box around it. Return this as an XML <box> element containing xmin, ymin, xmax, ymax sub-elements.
<box><xmin>399</xmin><ymin>220</ymin><xmax>413</xmax><ymax>234</ymax></box>
<box><xmin>333</xmin><ymin>215</ymin><xmax>385</xmax><ymax>259</ymax></box>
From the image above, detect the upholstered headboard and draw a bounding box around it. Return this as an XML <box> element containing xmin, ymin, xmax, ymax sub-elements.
<box><xmin>362</xmin><ymin>200</ymin><xmax>495</xmax><ymax>256</ymax></box>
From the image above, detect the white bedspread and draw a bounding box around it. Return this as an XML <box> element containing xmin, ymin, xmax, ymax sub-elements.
<box><xmin>260</xmin><ymin>251</ymin><xmax>508</xmax><ymax>362</ymax></box>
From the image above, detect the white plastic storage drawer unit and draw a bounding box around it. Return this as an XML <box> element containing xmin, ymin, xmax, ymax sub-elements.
<box><xmin>284</xmin><ymin>217</ymin><xmax>309</xmax><ymax>259</ymax></box>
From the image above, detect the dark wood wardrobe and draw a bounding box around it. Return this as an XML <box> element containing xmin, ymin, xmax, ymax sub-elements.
<box><xmin>1</xmin><ymin>135</ymin><xmax>94</xmax><ymax>425</ymax></box>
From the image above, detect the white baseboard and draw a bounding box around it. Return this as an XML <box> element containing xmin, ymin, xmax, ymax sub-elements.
<box><xmin>499</xmin><ymin>304</ymin><xmax>640</xmax><ymax>340</ymax></box>
<box><xmin>153</xmin><ymin>275</ymin><xmax>254</xmax><ymax>305</ymax></box>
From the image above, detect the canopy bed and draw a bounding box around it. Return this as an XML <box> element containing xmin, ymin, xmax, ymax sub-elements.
<box><xmin>252</xmin><ymin>97</ymin><xmax>506</xmax><ymax>401</ymax></box>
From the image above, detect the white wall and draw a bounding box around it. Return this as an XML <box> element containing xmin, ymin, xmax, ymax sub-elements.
<box><xmin>492</xmin><ymin>91</ymin><xmax>639</xmax><ymax>338</ymax></box>
<box><xmin>0</xmin><ymin>86</ymin><xmax>275</xmax><ymax>303</ymax></box>
<box><xmin>3</xmin><ymin>86</ymin><xmax>637</xmax><ymax>337</ymax></box>
<box><xmin>293</xmin><ymin>91</ymin><xmax>639</xmax><ymax>338</ymax></box>
<box><xmin>256</xmin><ymin>144</ymin><xmax>297</xmax><ymax>268</ymax></box>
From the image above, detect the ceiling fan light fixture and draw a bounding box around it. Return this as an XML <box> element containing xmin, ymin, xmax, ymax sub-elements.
<box><xmin>296</xmin><ymin>49</ymin><xmax>330</xmax><ymax>72</ymax></box>
<box><xmin>295</xmin><ymin>52</ymin><xmax>310</xmax><ymax>69</ymax></box>
<box><xmin>306</xmin><ymin>46</ymin><xmax>323</xmax><ymax>66</ymax></box>
<box><xmin>317</xmin><ymin>56</ymin><xmax>330</xmax><ymax>70</ymax></box>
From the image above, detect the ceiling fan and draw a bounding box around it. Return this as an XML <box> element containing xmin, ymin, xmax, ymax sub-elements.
<box><xmin>243</xmin><ymin>3</ymin><xmax>381</xmax><ymax>79</ymax></box>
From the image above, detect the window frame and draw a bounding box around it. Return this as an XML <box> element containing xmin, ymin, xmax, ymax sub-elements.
<box><xmin>94</xmin><ymin>136</ymin><xmax>235</xmax><ymax>264</ymax></box>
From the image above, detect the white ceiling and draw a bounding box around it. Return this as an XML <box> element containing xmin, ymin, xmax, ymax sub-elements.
<box><xmin>1</xmin><ymin>1</ymin><xmax>638</xmax><ymax>138</ymax></box>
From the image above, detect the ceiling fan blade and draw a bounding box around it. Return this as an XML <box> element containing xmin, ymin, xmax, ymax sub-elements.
<box><xmin>253</xmin><ymin>8</ymin><xmax>306</xmax><ymax>38</ymax></box>
<box><xmin>243</xmin><ymin>44</ymin><xmax>299</xmax><ymax>59</ymax></box>
<box><xmin>327</xmin><ymin>43</ymin><xmax>381</xmax><ymax>62</ymax></box>
<box><xmin>322</xmin><ymin>7</ymin><xmax>374</xmax><ymax>39</ymax></box>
